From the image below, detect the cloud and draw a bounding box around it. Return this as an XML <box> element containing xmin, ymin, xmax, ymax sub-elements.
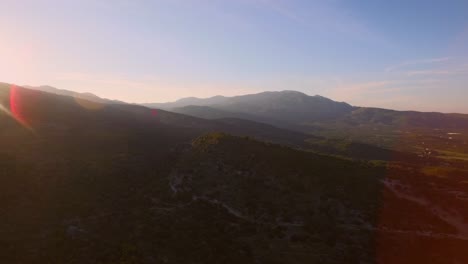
<box><xmin>405</xmin><ymin>64</ymin><xmax>468</xmax><ymax>76</ymax></box>
<box><xmin>406</xmin><ymin>70</ymin><xmax>454</xmax><ymax>76</ymax></box>
<box><xmin>255</xmin><ymin>0</ymin><xmax>303</xmax><ymax>23</ymax></box>
<box><xmin>385</xmin><ymin>57</ymin><xmax>450</xmax><ymax>72</ymax></box>
<box><xmin>252</xmin><ymin>0</ymin><xmax>387</xmax><ymax>44</ymax></box>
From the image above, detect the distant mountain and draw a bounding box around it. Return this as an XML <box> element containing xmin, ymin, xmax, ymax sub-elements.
<box><xmin>24</xmin><ymin>85</ymin><xmax>125</xmax><ymax>104</ymax></box>
<box><xmin>145</xmin><ymin>95</ymin><xmax>229</xmax><ymax>109</ymax></box>
<box><xmin>146</xmin><ymin>91</ymin><xmax>353</xmax><ymax>123</ymax></box>
<box><xmin>145</xmin><ymin>91</ymin><xmax>354</xmax><ymax>132</ymax></box>
<box><xmin>217</xmin><ymin>91</ymin><xmax>353</xmax><ymax>120</ymax></box>
<box><xmin>145</xmin><ymin>90</ymin><xmax>468</xmax><ymax>154</ymax></box>
<box><xmin>146</xmin><ymin>90</ymin><xmax>468</xmax><ymax>129</ymax></box>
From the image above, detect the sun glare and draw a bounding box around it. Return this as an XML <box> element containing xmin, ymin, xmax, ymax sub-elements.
<box><xmin>8</xmin><ymin>85</ymin><xmax>33</xmax><ymax>130</ymax></box>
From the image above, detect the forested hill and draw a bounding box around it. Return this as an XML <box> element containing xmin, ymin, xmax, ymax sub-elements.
<box><xmin>1</xmin><ymin>84</ymin><xmax>467</xmax><ymax>263</ymax></box>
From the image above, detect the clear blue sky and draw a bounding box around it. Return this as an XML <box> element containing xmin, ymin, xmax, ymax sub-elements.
<box><xmin>1</xmin><ymin>0</ymin><xmax>467</xmax><ymax>112</ymax></box>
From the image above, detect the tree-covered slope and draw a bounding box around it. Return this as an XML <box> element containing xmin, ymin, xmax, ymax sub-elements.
<box><xmin>1</xmin><ymin>84</ymin><xmax>467</xmax><ymax>263</ymax></box>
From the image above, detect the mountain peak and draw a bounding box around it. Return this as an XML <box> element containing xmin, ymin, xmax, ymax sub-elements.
<box><xmin>278</xmin><ymin>90</ymin><xmax>308</xmax><ymax>95</ymax></box>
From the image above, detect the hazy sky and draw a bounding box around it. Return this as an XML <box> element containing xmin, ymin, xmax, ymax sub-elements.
<box><xmin>1</xmin><ymin>0</ymin><xmax>468</xmax><ymax>112</ymax></box>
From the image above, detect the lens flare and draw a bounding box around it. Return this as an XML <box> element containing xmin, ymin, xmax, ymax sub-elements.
<box><xmin>375</xmin><ymin>118</ymin><xmax>468</xmax><ymax>263</ymax></box>
<box><xmin>8</xmin><ymin>85</ymin><xmax>33</xmax><ymax>130</ymax></box>
<box><xmin>10</xmin><ymin>85</ymin><xmax>26</xmax><ymax>124</ymax></box>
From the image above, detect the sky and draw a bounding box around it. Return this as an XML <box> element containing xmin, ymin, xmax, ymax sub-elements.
<box><xmin>1</xmin><ymin>0</ymin><xmax>468</xmax><ymax>113</ymax></box>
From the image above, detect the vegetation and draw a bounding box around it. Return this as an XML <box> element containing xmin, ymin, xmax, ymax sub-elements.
<box><xmin>1</xmin><ymin>85</ymin><xmax>467</xmax><ymax>263</ymax></box>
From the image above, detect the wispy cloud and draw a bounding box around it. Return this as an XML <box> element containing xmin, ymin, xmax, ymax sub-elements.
<box><xmin>255</xmin><ymin>0</ymin><xmax>303</xmax><ymax>23</ymax></box>
<box><xmin>405</xmin><ymin>64</ymin><xmax>468</xmax><ymax>76</ymax></box>
<box><xmin>252</xmin><ymin>0</ymin><xmax>387</xmax><ymax>44</ymax></box>
<box><xmin>385</xmin><ymin>57</ymin><xmax>450</xmax><ymax>72</ymax></box>
<box><xmin>406</xmin><ymin>70</ymin><xmax>454</xmax><ymax>76</ymax></box>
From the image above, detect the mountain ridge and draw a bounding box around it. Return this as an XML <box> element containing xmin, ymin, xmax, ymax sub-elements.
<box><xmin>1</xmin><ymin>82</ymin><xmax>468</xmax><ymax>263</ymax></box>
<box><xmin>8</xmin><ymin>82</ymin><xmax>468</xmax><ymax>154</ymax></box>
<box><xmin>144</xmin><ymin>90</ymin><xmax>351</xmax><ymax>111</ymax></box>
<box><xmin>23</xmin><ymin>84</ymin><xmax>126</xmax><ymax>105</ymax></box>
<box><xmin>141</xmin><ymin>88</ymin><xmax>468</xmax><ymax>155</ymax></box>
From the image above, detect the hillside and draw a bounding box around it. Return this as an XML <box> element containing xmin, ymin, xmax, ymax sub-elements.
<box><xmin>171</xmin><ymin>105</ymin><xmax>256</xmax><ymax>120</ymax></box>
<box><xmin>1</xmin><ymin>84</ymin><xmax>467</xmax><ymax>263</ymax></box>
<box><xmin>1</xmin><ymin>85</ymin><xmax>384</xmax><ymax>263</ymax></box>
<box><xmin>180</xmin><ymin>133</ymin><xmax>468</xmax><ymax>263</ymax></box>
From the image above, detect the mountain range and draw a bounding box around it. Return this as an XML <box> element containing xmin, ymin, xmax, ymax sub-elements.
<box><xmin>145</xmin><ymin>91</ymin><xmax>353</xmax><ymax>127</ymax></box>
<box><xmin>145</xmin><ymin>90</ymin><xmax>468</xmax><ymax>153</ymax></box>
<box><xmin>24</xmin><ymin>85</ymin><xmax>125</xmax><ymax>105</ymax></box>
<box><xmin>1</xmin><ymin>83</ymin><xmax>467</xmax><ymax>263</ymax></box>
